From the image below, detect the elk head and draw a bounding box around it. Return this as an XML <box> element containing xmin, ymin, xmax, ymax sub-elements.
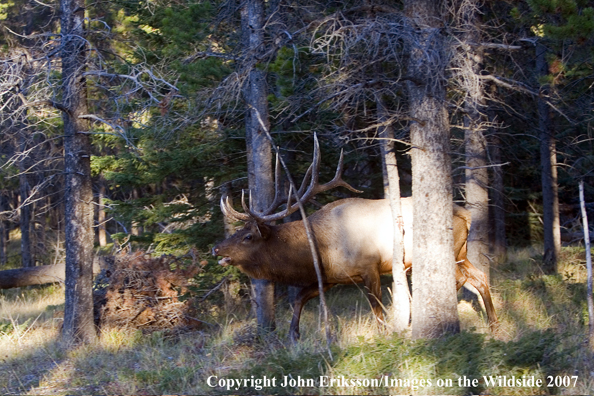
<box><xmin>213</xmin><ymin>221</ymin><xmax>272</xmax><ymax>267</ymax></box>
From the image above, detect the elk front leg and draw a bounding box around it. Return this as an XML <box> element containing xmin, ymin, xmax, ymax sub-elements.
<box><xmin>290</xmin><ymin>283</ymin><xmax>335</xmax><ymax>343</ymax></box>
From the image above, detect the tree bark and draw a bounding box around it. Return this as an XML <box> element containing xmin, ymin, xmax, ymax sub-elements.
<box><xmin>60</xmin><ymin>0</ymin><xmax>98</xmax><ymax>345</ymax></box>
<box><xmin>241</xmin><ymin>0</ymin><xmax>276</xmax><ymax>333</ymax></box>
<box><xmin>537</xmin><ymin>42</ymin><xmax>561</xmax><ymax>274</ymax></box>
<box><xmin>405</xmin><ymin>0</ymin><xmax>460</xmax><ymax>339</ymax></box>
<box><xmin>377</xmin><ymin>94</ymin><xmax>409</xmax><ymax>332</ymax></box>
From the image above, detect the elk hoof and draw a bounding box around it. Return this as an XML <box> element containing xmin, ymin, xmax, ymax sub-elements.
<box><xmin>289</xmin><ymin>329</ymin><xmax>300</xmax><ymax>344</ymax></box>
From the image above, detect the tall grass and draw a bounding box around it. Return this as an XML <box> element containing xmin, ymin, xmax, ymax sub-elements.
<box><xmin>0</xmin><ymin>246</ymin><xmax>593</xmax><ymax>395</ymax></box>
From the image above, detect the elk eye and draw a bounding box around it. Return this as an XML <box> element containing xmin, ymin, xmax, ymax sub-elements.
<box><xmin>244</xmin><ymin>234</ymin><xmax>252</xmax><ymax>241</ymax></box>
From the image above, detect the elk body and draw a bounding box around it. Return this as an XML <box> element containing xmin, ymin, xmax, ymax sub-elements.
<box><xmin>212</xmin><ymin>137</ymin><xmax>498</xmax><ymax>341</ymax></box>
<box><xmin>214</xmin><ymin>197</ymin><xmax>498</xmax><ymax>341</ymax></box>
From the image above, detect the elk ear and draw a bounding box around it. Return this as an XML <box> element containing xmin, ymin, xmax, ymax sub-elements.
<box><xmin>255</xmin><ymin>223</ymin><xmax>271</xmax><ymax>240</ymax></box>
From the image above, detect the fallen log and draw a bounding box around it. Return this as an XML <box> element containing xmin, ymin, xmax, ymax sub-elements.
<box><xmin>0</xmin><ymin>261</ymin><xmax>101</xmax><ymax>289</ymax></box>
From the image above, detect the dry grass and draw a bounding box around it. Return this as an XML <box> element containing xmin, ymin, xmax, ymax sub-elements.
<box><xmin>0</xmin><ymin>246</ymin><xmax>593</xmax><ymax>395</ymax></box>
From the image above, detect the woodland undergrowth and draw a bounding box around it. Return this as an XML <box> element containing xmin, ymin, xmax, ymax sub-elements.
<box><xmin>0</xmin><ymin>246</ymin><xmax>593</xmax><ymax>395</ymax></box>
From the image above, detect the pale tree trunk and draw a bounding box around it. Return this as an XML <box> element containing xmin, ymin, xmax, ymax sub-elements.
<box><xmin>241</xmin><ymin>0</ymin><xmax>276</xmax><ymax>333</ymax></box>
<box><xmin>460</xmin><ymin>1</ymin><xmax>490</xmax><ymax>284</ymax></box>
<box><xmin>579</xmin><ymin>180</ymin><xmax>594</xmax><ymax>351</ymax></box>
<box><xmin>35</xmin><ymin>196</ymin><xmax>47</xmax><ymax>264</ymax></box>
<box><xmin>405</xmin><ymin>0</ymin><xmax>460</xmax><ymax>339</ymax></box>
<box><xmin>61</xmin><ymin>0</ymin><xmax>98</xmax><ymax>345</ymax></box>
<box><xmin>131</xmin><ymin>188</ymin><xmax>142</xmax><ymax>236</ymax></box>
<box><xmin>377</xmin><ymin>95</ymin><xmax>409</xmax><ymax>332</ymax></box>
<box><xmin>537</xmin><ymin>42</ymin><xmax>561</xmax><ymax>274</ymax></box>
<box><xmin>97</xmin><ymin>183</ymin><xmax>107</xmax><ymax>246</ymax></box>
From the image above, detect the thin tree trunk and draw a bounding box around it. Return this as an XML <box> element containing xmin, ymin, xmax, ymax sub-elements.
<box><xmin>405</xmin><ymin>0</ymin><xmax>460</xmax><ymax>339</ymax></box>
<box><xmin>131</xmin><ymin>188</ymin><xmax>141</xmax><ymax>236</ymax></box>
<box><xmin>0</xmin><ymin>194</ymin><xmax>7</xmax><ymax>267</ymax></box>
<box><xmin>460</xmin><ymin>1</ymin><xmax>490</xmax><ymax>284</ymax></box>
<box><xmin>377</xmin><ymin>94</ymin><xmax>409</xmax><ymax>332</ymax></box>
<box><xmin>98</xmin><ymin>183</ymin><xmax>107</xmax><ymax>246</ymax></box>
<box><xmin>61</xmin><ymin>0</ymin><xmax>98</xmax><ymax>345</ymax></box>
<box><xmin>490</xmin><ymin>132</ymin><xmax>507</xmax><ymax>259</ymax></box>
<box><xmin>537</xmin><ymin>41</ymin><xmax>561</xmax><ymax>274</ymax></box>
<box><xmin>35</xmin><ymin>196</ymin><xmax>47</xmax><ymax>264</ymax></box>
<box><xmin>580</xmin><ymin>180</ymin><xmax>593</xmax><ymax>351</ymax></box>
<box><xmin>242</xmin><ymin>0</ymin><xmax>276</xmax><ymax>333</ymax></box>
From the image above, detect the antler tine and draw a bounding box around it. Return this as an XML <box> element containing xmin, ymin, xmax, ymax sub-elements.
<box><xmin>284</xmin><ymin>147</ymin><xmax>361</xmax><ymax>214</ymax></box>
<box><xmin>241</xmin><ymin>189</ymin><xmax>260</xmax><ymax>219</ymax></box>
<box><xmin>218</xmin><ymin>134</ymin><xmax>361</xmax><ymax>224</ymax></box>
<box><xmin>320</xmin><ymin>149</ymin><xmax>363</xmax><ymax>194</ymax></box>
<box><xmin>220</xmin><ymin>194</ymin><xmax>252</xmax><ymax>222</ymax></box>
<box><xmin>248</xmin><ymin>183</ymin><xmax>300</xmax><ymax>223</ymax></box>
<box><xmin>259</xmin><ymin>151</ymin><xmax>290</xmax><ymax>216</ymax></box>
<box><xmin>295</xmin><ymin>133</ymin><xmax>321</xmax><ymax>201</ymax></box>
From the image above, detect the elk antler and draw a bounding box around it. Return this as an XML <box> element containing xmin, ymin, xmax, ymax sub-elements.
<box><xmin>220</xmin><ymin>134</ymin><xmax>362</xmax><ymax>223</ymax></box>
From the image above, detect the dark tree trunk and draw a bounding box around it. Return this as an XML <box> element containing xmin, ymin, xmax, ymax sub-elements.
<box><xmin>60</xmin><ymin>0</ymin><xmax>98</xmax><ymax>345</ymax></box>
<box><xmin>537</xmin><ymin>42</ymin><xmax>561</xmax><ymax>274</ymax></box>
<box><xmin>19</xmin><ymin>134</ymin><xmax>33</xmax><ymax>268</ymax></box>
<box><xmin>0</xmin><ymin>194</ymin><xmax>7</xmax><ymax>267</ymax></box>
<box><xmin>241</xmin><ymin>0</ymin><xmax>276</xmax><ymax>333</ymax></box>
<box><xmin>405</xmin><ymin>0</ymin><xmax>460</xmax><ymax>339</ymax></box>
<box><xmin>490</xmin><ymin>132</ymin><xmax>507</xmax><ymax>259</ymax></box>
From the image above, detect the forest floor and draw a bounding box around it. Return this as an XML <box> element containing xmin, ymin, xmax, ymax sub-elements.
<box><xmin>1</xmin><ymin>246</ymin><xmax>594</xmax><ymax>395</ymax></box>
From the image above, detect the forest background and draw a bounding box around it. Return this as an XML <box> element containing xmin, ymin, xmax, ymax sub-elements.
<box><xmin>0</xmin><ymin>0</ymin><xmax>594</xmax><ymax>394</ymax></box>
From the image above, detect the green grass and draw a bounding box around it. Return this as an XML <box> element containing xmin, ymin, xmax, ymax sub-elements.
<box><xmin>0</xmin><ymin>246</ymin><xmax>593</xmax><ymax>395</ymax></box>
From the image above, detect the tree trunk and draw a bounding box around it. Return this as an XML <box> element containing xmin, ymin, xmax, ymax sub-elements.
<box><xmin>241</xmin><ymin>0</ymin><xmax>276</xmax><ymax>333</ymax></box>
<box><xmin>405</xmin><ymin>0</ymin><xmax>460</xmax><ymax>339</ymax></box>
<box><xmin>377</xmin><ymin>94</ymin><xmax>409</xmax><ymax>332</ymax></box>
<box><xmin>460</xmin><ymin>3</ymin><xmax>490</xmax><ymax>284</ymax></box>
<box><xmin>537</xmin><ymin>42</ymin><xmax>561</xmax><ymax>274</ymax></box>
<box><xmin>60</xmin><ymin>0</ymin><xmax>98</xmax><ymax>345</ymax></box>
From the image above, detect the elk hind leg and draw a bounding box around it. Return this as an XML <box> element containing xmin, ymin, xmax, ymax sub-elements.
<box><xmin>458</xmin><ymin>259</ymin><xmax>498</xmax><ymax>332</ymax></box>
<box><xmin>362</xmin><ymin>272</ymin><xmax>385</xmax><ymax>328</ymax></box>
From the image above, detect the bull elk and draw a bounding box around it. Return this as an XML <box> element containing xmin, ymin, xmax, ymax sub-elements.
<box><xmin>212</xmin><ymin>140</ymin><xmax>498</xmax><ymax>341</ymax></box>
